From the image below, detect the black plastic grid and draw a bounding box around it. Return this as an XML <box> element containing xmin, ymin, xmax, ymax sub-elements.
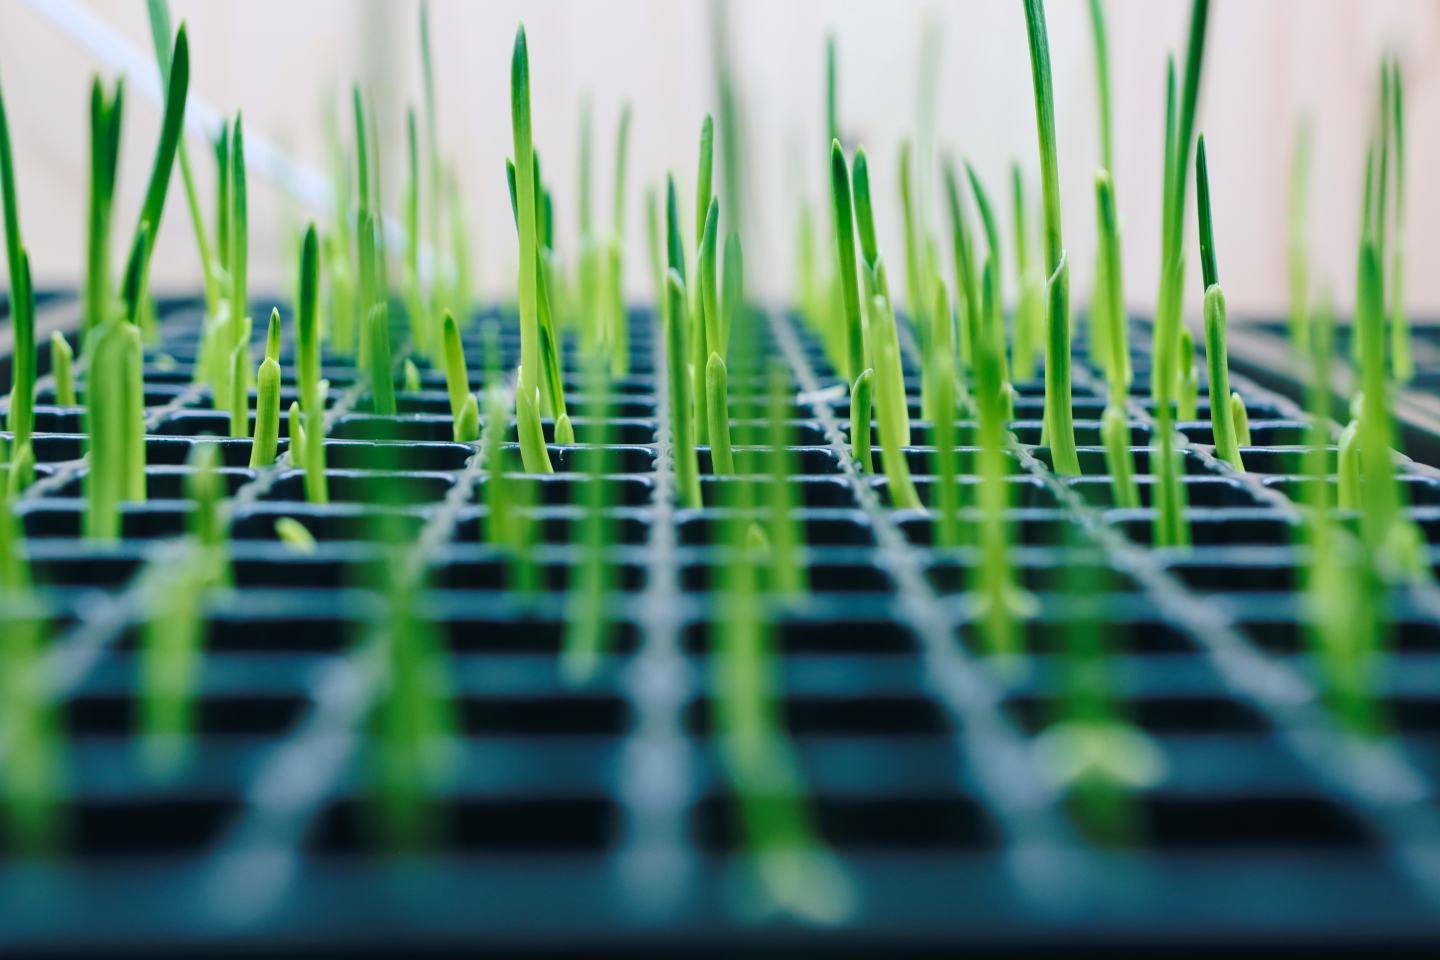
<box><xmin>2</xmin><ymin>295</ymin><xmax>1440</xmax><ymax>953</ymax></box>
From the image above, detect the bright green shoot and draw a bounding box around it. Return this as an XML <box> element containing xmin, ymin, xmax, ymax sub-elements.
<box><xmin>668</xmin><ymin>266</ymin><xmax>702</xmax><ymax>509</ymax></box>
<box><xmin>871</xmin><ymin>290</ymin><xmax>922</xmax><ymax>510</ymax></box>
<box><xmin>691</xmin><ymin>116</ymin><xmax>716</xmax><ymax>446</ymax></box>
<box><xmin>249</xmin><ymin>310</ymin><xmax>282</xmax><ymax>468</ymax></box>
<box><xmin>830</xmin><ymin>140</ymin><xmax>865</xmax><ymax>387</ymax></box>
<box><xmin>1022</xmin><ymin>0</ymin><xmax>1079</xmax><ymax>477</ymax></box>
<box><xmin>562</xmin><ymin>352</ymin><xmax>615</xmax><ymax>685</ymax></box>
<box><xmin>84</xmin><ymin>78</ymin><xmax>123</xmax><ymax>341</ymax></box>
<box><xmin>1086</xmin><ymin>0</ymin><xmax>1118</xmax><ymax>378</ymax></box>
<box><xmin>403</xmin><ymin>107</ymin><xmax>430</xmax><ymax>359</ymax></box>
<box><xmin>1195</xmin><ymin>136</ymin><xmax>1242</xmax><ymax>471</ymax></box>
<box><xmin>0</xmin><ymin>68</ymin><xmax>35</xmax><ymax>451</ymax></box>
<box><xmin>700</xmin><ymin>198</ymin><xmax>735</xmax><ymax>476</ymax></box>
<box><xmin>50</xmin><ymin>332</ymin><xmax>76</xmax><ymax>408</ymax></box>
<box><xmin>440</xmin><ymin>311</ymin><xmax>473</xmax><ymax>437</ymax></box>
<box><xmin>509</xmin><ymin>30</ymin><xmax>555</xmax><ymax>473</ymax></box>
<box><xmin>899</xmin><ymin>142</ymin><xmax>929</xmax><ymax>397</ymax></box>
<box><xmin>296</xmin><ymin>225</ymin><xmax>328</xmax><ymax>503</ymax></box>
<box><xmin>1095</xmin><ymin>173</ymin><xmax>1139</xmax><ymax>509</ymax></box>
<box><xmin>145</xmin><ymin>0</ymin><xmax>218</xmax><ymax>315</ymax></box>
<box><xmin>367</xmin><ymin>304</ymin><xmax>396</xmax><ymax>416</ymax></box>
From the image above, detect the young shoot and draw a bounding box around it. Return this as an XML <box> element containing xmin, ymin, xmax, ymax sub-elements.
<box><xmin>699</xmin><ymin>197</ymin><xmax>735</xmax><ymax>475</ymax></box>
<box><xmin>1095</xmin><ymin>173</ymin><xmax>1139</xmax><ymax>508</ymax></box>
<box><xmin>1195</xmin><ymin>136</ymin><xmax>1243</xmax><ymax>471</ymax></box>
<box><xmin>930</xmin><ymin>280</ymin><xmax>962</xmax><ymax>547</ymax></box>
<box><xmin>367</xmin><ymin>303</ymin><xmax>397</xmax><ymax>416</ymax></box>
<box><xmin>84</xmin><ymin>78</ymin><xmax>124</xmax><ymax>341</ymax></box>
<box><xmin>562</xmin><ymin>352</ymin><xmax>615</xmax><ymax>685</ymax></box>
<box><xmin>0</xmin><ymin>68</ymin><xmax>35</xmax><ymax>451</ymax></box>
<box><xmin>668</xmin><ymin>268</ymin><xmax>702</xmax><ymax>509</ymax></box>
<box><xmin>50</xmin><ymin>332</ymin><xmax>76</xmax><ymax>407</ymax></box>
<box><xmin>1021</xmin><ymin>0</ymin><xmax>1079</xmax><ymax>476</ymax></box>
<box><xmin>275</xmin><ymin>516</ymin><xmax>318</xmax><ymax>554</ymax></box>
<box><xmin>1386</xmin><ymin>57</ymin><xmax>1411</xmax><ymax>382</ymax></box>
<box><xmin>296</xmin><ymin>225</ymin><xmax>328</xmax><ymax>503</ymax></box>
<box><xmin>249</xmin><ymin>310</ymin><xmax>282</xmax><ymax>468</ymax></box>
<box><xmin>509</xmin><ymin>25</ymin><xmax>554</xmax><ymax>474</ymax></box>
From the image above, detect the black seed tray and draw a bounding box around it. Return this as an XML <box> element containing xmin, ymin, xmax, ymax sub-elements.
<box><xmin>1</xmin><ymin>296</ymin><xmax>1440</xmax><ymax>955</ymax></box>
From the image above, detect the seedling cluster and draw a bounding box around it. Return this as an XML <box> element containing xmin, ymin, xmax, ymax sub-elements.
<box><xmin>1</xmin><ymin>0</ymin><xmax>1439</xmax><ymax>949</ymax></box>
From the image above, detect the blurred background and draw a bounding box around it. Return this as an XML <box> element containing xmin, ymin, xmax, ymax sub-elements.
<box><xmin>1</xmin><ymin>0</ymin><xmax>1438</xmax><ymax>319</ymax></box>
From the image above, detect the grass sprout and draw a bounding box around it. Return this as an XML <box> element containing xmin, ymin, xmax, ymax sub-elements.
<box><xmin>249</xmin><ymin>310</ymin><xmax>282</xmax><ymax>468</ymax></box>
<box><xmin>295</xmin><ymin>225</ymin><xmax>328</xmax><ymax>502</ymax></box>
<box><xmin>275</xmin><ymin>516</ymin><xmax>318</xmax><ymax>554</ymax></box>
<box><xmin>1021</xmin><ymin>0</ymin><xmax>1079</xmax><ymax>476</ymax></box>
<box><xmin>509</xmin><ymin>26</ymin><xmax>554</xmax><ymax>473</ymax></box>
<box><xmin>1195</xmin><ymin>136</ymin><xmax>1243</xmax><ymax>470</ymax></box>
<box><xmin>0</xmin><ymin>67</ymin><xmax>35</xmax><ymax>452</ymax></box>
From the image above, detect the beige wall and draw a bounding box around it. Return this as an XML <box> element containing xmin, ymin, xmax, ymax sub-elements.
<box><xmin>2</xmin><ymin>0</ymin><xmax>1439</xmax><ymax>321</ymax></box>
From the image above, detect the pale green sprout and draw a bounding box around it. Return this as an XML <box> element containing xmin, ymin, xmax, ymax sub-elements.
<box><xmin>0</xmin><ymin>62</ymin><xmax>35</xmax><ymax>452</ymax></box>
<box><xmin>403</xmin><ymin>107</ymin><xmax>430</xmax><ymax>359</ymax></box>
<box><xmin>84</xmin><ymin>78</ymin><xmax>124</xmax><ymax>343</ymax></box>
<box><xmin>691</xmin><ymin>115</ymin><xmax>716</xmax><ymax>446</ymax></box>
<box><xmin>930</xmin><ymin>279</ymin><xmax>963</xmax><ymax>548</ymax></box>
<box><xmin>249</xmin><ymin>309</ymin><xmax>282</xmax><ymax>468</ymax></box>
<box><xmin>509</xmin><ymin>25</ymin><xmax>554</xmax><ymax>474</ymax></box>
<box><xmin>367</xmin><ymin>303</ymin><xmax>397</xmax><ymax>416</ymax></box>
<box><xmin>275</xmin><ymin>516</ymin><xmax>318</xmax><ymax>554</ymax></box>
<box><xmin>699</xmin><ymin>197</ymin><xmax>735</xmax><ymax>475</ymax></box>
<box><xmin>1095</xmin><ymin>172</ymin><xmax>1139</xmax><ymax>508</ymax></box>
<box><xmin>50</xmin><ymin>332</ymin><xmax>75</xmax><ymax>407</ymax></box>
<box><xmin>665</xmin><ymin>177</ymin><xmax>702</xmax><ymax>509</ymax></box>
<box><xmin>1195</xmin><ymin>136</ymin><xmax>1243</xmax><ymax>471</ymax></box>
<box><xmin>403</xmin><ymin>359</ymin><xmax>422</xmax><ymax>394</ymax></box>
<box><xmin>1176</xmin><ymin>326</ymin><xmax>1198</xmax><ymax>422</ymax></box>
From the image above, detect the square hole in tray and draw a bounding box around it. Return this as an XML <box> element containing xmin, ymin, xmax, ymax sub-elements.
<box><xmin>262</xmin><ymin>469</ymin><xmax>457</xmax><ymax>506</ymax></box>
<box><xmin>674</xmin><ymin>509</ymin><xmax>873</xmax><ymax>547</ymax></box>
<box><xmin>312</xmin><ymin>797</ymin><xmax>620</xmax><ymax>855</ymax></box>
<box><xmin>684</xmin><ymin>612</ymin><xmax>919</xmax><ymax>655</ymax></box>
<box><xmin>62</xmin><ymin>798</ymin><xmax>239</xmax><ymax>859</ymax></box>
<box><xmin>1066</xmin><ymin>475</ymin><xmax>1261</xmax><ymax>509</ymax></box>
<box><xmin>1110</xmin><ymin>509</ymin><xmax>1297</xmax><ymax>547</ymax></box>
<box><xmin>691</xmin><ymin>793</ymin><xmax>997</xmax><ymax>852</ymax></box>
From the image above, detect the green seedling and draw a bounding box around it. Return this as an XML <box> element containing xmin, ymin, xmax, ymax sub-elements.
<box><xmin>930</xmin><ymin>280</ymin><xmax>963</xmax><ymax>547</ymax></box>
<box><xmin>1231</xmin><ymin>393</ymin><xmax>1251</xmax><ymax>447</ymax></box>
<box><xmin>1152</xmin><ymin>0</ymin><xmax>1210</xmax><ymax>410</ymax></box>
<box><xmin>668</xmin><ymin>267</ymin><xmax>702</xmax><ymax>509</ymax></box>
<box><xmin>145</xmin><ymin>0</ymin><xmax>218</xmax><ymax>315</ymax></box>
<box><xmin>690</xmin><ymin>116</ymin><xmax>716</xmax><ymax>445</ymax></box>
<box><xmin>712</xmin><ymin>444</ymin><xmax>853</xmax><ymax>924</ymax></box>
<box><xmin>562</xmin><ymin>353</ymin><xmax>615</xmax><ymax>685</ymax></box>
<box><xmin>275</xmin><ymin>516</ymin><xmax>317</xmax><ymax>554</ymax></box>
<box><xmin>609</xmin><ymin>104</ymin><xmax>633</xmax><ymax>377</ymax></box>
<box><xmin>1086</xmin><ymin>0</ymin><xmax>1119</xmax><ymax>377</ymax></box>
<box><xmin>370</xmin><ymin>520</ymin><xmax>457</xmax><ymax>851</ymax></box>
<box><xmin>223</xmin><ymin>116</ymin><xmax>250</xmax><ymax>428</ymax></box>
<box><xmin>0</xmin><ymin>74</ymin><xmax>35</xmax><ymax>450</ymax></box>
<box><xmin>871</xmin><ymin>289</ymin><xmax>922</xmax><ymax>510</ymax></box>
<box><xmin>1095</xmin><ymin>173</ymin><xmax>1139</xmax><ymax>508</ymax></box>
<box><xmin>142</xmin><ymin>445</ymin><xmax>225</xmax><ymax>776</ymax></box>
<box><xmin>84</xmin><ymin>78</ymin><xmax>124</xmax><ymax>341</ymax></box>
<box><xmin>509</xmin><ymin>31</ymin><xmax>556</xmax><ymax>473</ymax></box>
<box><xmin>0</xmin><ymin>439</ymin><xmax>28</xmax><ymax>589</ymax></box>
<box><xmin>1301</xmin><ymin>293</ymin><xmax>1382</xmax><ymax>734</ymax></box>
<box><xmin>1176</xmin><ymin>326</ymin><xmax>1197</xmax><ymax>422</ymax></box>
<box><xmin>249</xmin><ymin>310</ymin><xmax>282</xmax><ymax>468</ymax></box>
<box><xmin>1</xmin><ymin>605</ymin><xmax>63</xmax><ymax>854</ymax></box>
<box><xmin>1288</xmin><ymin>118</ymin><xmax>1312</xmax><ymax>355</ymax></box>
<box><xmin>699</xmin><ymin>198</ymin><xmax>735</xmax><ymax>475</ymax></box>
<box><xmin>367</xmin><ymin>303</ymin><xmax>396</xmax><ymax>415</ymax></box>
<box><xmin>295</xmin><ymin>225</ymin><xmax>328</xmax><ymax>503</ymax></box>
<box><xmin>1195</xmin><ymin>136</ymin><xmax>1243</xmax><ymax>471</ymax></box>
<box><xmin>849</xmin><ymin>369</ymin><xmax>874</xmax><ymax>473</ymax></box>
<box><xmin>1023</xmin><ymin>0</ymin><xmax>1079</xmax><ymax>476</ymax></box>
<box><xmin>403</xmin><ymin>358</ymin><xmax>422</xmax><ymax>393</ymax></box>
<box><xmin>1036</xmin><ymin>525</ymin><xmax>1163</xmax><ymax>843</ymax></box>
<box><xmin>117</xmin><ymin>235</ymin><xmax>148</xmax><ymax>504</ymax></box>
<box><xmin>765</xmin><ymin>363</ymin><xmax>807</xmax><ymax>597</ymax></box>
<box><xmin>440</xmin><ymin>310</ymin><xmax>472</xmax><ymax>423</ymax></box>
<box><xmin>830</xmin><ymin>140</ymin><xmax>865</xmax><ymax>386</ymax></box>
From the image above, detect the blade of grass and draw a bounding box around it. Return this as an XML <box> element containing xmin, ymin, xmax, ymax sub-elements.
<box><xmin>249</xmin><ymin>310</ymin><xmax>282</xmax><ymax>468</ymax></box>
<box><xmin>1195</xmin><ymin>135</ymin><xmax>1242</xmax><ymax>470</ymax></box>
<box><xmin>510</xmin><ymin>26</ymin><xmax>554</xmax><ymax>474</ymax></box>
<box><xmin>296</xmin><ymin>224</ymin><xmax>328</xmax><ymax>503</ymax></box>
<box><xmin>668</xmin><ymin>268</ymin><xmax>702</xmax><ymax>509</ymax></box>
<box><xmin>1022</xmin><ymin>0</ymin><xmax>1079</xmax><ymax>476</ymax></box>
